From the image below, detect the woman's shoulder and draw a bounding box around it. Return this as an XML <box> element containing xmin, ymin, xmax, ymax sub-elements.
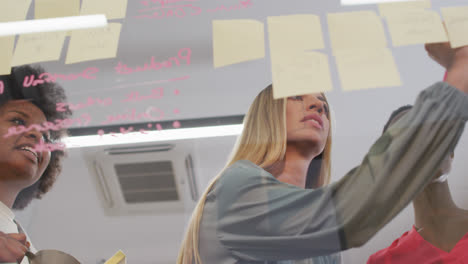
<box><xmin>215</xmin><ymin>160</ymin><xmax>275</xmax><ymax>191</ymax></box>
<box><xmin>221</xmin><ymin>160</ymin><xmax>272</xmax><ymax>180</ymax></box>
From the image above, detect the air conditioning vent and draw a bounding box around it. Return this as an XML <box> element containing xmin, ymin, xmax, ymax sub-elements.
<box><xmin>83</xmin><ymin>142</ymin><xmax>198</xmax><ymax>216</ymax></box>
<box><xmin>115</xmin><ymin>161</ymin><xmax>179</xmax><ymax>204</ymax></box>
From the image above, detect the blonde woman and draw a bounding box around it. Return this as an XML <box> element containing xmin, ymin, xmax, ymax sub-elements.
<box><xmin>178</xmin><ymin>42</ymin><xmax>468</xmax><ymax>264</ymax></box>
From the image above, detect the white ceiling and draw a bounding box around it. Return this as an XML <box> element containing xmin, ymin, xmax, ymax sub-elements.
<box><xmin>11</xmin><ymin>0</ymin><xmax>468</xmax><ymax>263</ymax></box>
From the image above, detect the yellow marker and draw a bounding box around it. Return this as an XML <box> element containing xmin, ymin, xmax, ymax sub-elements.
<box><xmin>212</xmin><ymin>19</ymin><xmax>265</xmax><ymax>68</ymax></box>
<box><xmin>271</xmin><ymin>51</ymin><xmax>333</xmax><ymax>99</ymax></box>
<box><xmin>0</xmin><ymin>0</ymin><xmax>31</xmax><ymax>22</ymax></box>
<box><xmin>104</xmin><ymin>250</ymin><xmax>126</xmax><ymax>264</ymax></box>
<box><xmin>385</xmin><ymin>10</ymin><xmax>448</xmax><ymax>46</ymax></box>
<box><xmin>334</xmin><ymin>48</ymin><xmax>401</xmax><ymax>91</ymax></box>
<box><xmin>35</xmin><ymin>0</ymin><xmax>80</xmax><ymax>19</ymax></box>
<box><xmin>12</xmin><ymin>32</ymin><xmax>67</xmax><ymax>66</ymax></box>
<box><xmin>0</xmin><ymin>37</ymin><xmax>14</xmax><ymax>75</ymax></box>
<box><xmin>441</xmin><ymin>6</ymin><xmax>468</xmax><ymax>48</ymax></box>
<box><xmin>80</xmin><ymin>0</ymin><xmax>128</xmax><ymax>20</ymax></box>
<box><xmin>378</xmin><ymin>0</ymin><xmax>431</xmax><ymax>18</ymax></box>
<box><xmin>328</xmin><ymin>11</ymin><xmax>388</xmax><ymax>53</ymax></box>
<box><xmin>267</xmin><ymin>14</ymin><xmax>325</xmax><ymax>53</ymax></box>
<box><xmin>65</xmin><ymin>23</ymin><xmax>122</xmax><ymax>64</ymax></box>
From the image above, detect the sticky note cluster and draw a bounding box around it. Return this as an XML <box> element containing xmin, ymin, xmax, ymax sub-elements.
<box><xmin>0</xmin><ymin>0</ymin><xmax>31</xmax><ymax>22</ymax></box>
<box><xmin>0</xmin><ymin>0</ymin><xmax>31</xmax><ymax>74</ymax></box>
<box><xmin>80</xmin><ymin>0</ymin><xmax>128</xmax><ymax>20</ymax></box>
<box><xmin>3</xmin><ymin>0</ymin><xmax>127</xmax><ymax>69</ymax></box>
<box><xmin>212</xmin><ymin>20</ymin><xmax>265</xmax><ymax>68</ymax></box>
<box><xmin>441</xmin><ymin>6</ymin><xmax>468</xmax><ymax>48</ymax></box>
<box><xmin>35</xmin><ymin>0</ymin><xmax>80</xmax><ymax>19</ymax></box>
<box><xmin>66</xmin><ymin>23</ymin><xmax>122</xmax><ymax>64</ymax></box>
<box><xmin>328</xmin><ymin>11</ymin><xmax>401</xmax><ymax>91</ymax></box>
<box><xmin>379</xmin><ymin>1</ymin><xmax>447</xmax><ymax>47</ymax></box>
<box><xmin>0</xmin><ymin>37</ymin><xmax>15</xmax><ymax>75</ymax></box>
<box><xmin>268</xmin><ymin>15</ymin><xmax>333</xmax><ymax>98</ymax></box>
<box><xmin>35</xmin><ymin>0</ymin><xmax>127</xmax><ymax>19</ymax></box>
<box><xmin>378</xmin><ymin>0</ymin><xmax>432</xmax><ymax>18</ymax></box>
<box><xmin>12</xmin><ymin>32</ymin><xmax>67</xmax><ymax>66</ymax></box>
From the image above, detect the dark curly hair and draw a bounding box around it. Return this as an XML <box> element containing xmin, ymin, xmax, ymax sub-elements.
<box><xmin>0</xmin><ymin>65</ymin><xmax>72</xmax><ymax>210</ymax></box>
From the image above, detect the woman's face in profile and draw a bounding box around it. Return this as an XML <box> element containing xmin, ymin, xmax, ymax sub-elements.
<box><xmin>0</xmin><ymin>100</ymin><xmax>51</xmax><ymax>187</ymax></box>
<box><xmin>285</xmin><ymin>93</ymin><xmax>330</xmax><ymax>154</ymax></box>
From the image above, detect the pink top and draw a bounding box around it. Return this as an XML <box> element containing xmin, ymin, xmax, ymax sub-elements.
<box><xmin>367</xmin><ymin>226</ymin><xmax>468</xmax><ymax>264</ymax></box>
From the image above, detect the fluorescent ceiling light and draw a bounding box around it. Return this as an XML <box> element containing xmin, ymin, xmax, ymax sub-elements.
<box><xmin>0</xmin><ymin>15</ymin><xmax>107</xmax><ymax>37</ymax></box>
<box><xmin>63</xmin><ymin>124</ymin><xmax>244</xmax><ymax>148</ymax></box>
<box><xmin>341</xmin><ymin>0</ymin><xmax>424</xmax><ymax>5</ymax></box>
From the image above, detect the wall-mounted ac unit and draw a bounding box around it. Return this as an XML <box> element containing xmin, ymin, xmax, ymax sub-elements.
<box><xmin>83</xmin><ymin>142</ymin><xmax>199</xmax><ymax>216</ymax></box>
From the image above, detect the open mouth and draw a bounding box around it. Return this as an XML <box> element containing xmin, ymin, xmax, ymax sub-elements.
<box><xmin>17</xmin><ymin>146</ymin><xmax>39</xmax><ymax>163</ymax></box>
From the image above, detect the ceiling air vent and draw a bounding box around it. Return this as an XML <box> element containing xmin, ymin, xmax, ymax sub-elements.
<box><xmin>115</xmin><ymin>161</ymin><xmax>179</xmax><ymax>204</ymax></box>
<box><xmin>83</xmin><ymin>142</ymin><xmax>198</xmax><ymax>216</ymax></box>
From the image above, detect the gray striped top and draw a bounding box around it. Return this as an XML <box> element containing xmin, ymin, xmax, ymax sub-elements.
<box><xmin>197</xmin><ymin>82</ymin><xmax>468</xmax><ymax>264</ymax></box>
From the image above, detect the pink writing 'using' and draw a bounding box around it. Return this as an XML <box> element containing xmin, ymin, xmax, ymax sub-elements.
<box><xmin>114</xmin><ymin>48</ymin><xmax>191</xmax><ymax>75</ymax></box>
<box><xmin>22</xmin><ymin>67</ymin><xmax>99</xmax><ymax>88</ymax></box>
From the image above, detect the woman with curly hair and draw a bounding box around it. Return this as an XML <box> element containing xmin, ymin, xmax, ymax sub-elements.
<box><xmin>0</xmin><ymin>65</ymin><xmax>71</xmax><ymax>264</ymax></box>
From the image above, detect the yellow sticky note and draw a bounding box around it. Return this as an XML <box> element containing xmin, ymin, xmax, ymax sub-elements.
<box><xmin>267</xmin><ymin>14</ymin><xmax>324</xmax><ymax>54</ymax></box>
<box><xmin>335</xmin><ymin>48</ymin><xmax>401</xmax><ymax>91</ymax></box>
<box><xmin>441</xmin><ymin>6</ymin><xmax>468</xmax><ymax>48</ymax></box>
<box><xmin>271</xmin><ymin>51</ymin><xmax>333</xmax><ymax>99</ymax></box>
<box><xmin>35</xmin><ymin>0</ymin><xmax>80</xmax><ymax>18</ymax></box>
<box><xmin>104</xmin><ymin>250</ymin><xmax>126</xmax><ymax>264</ymax></box>
<box><xmin>65</xmin><ymin>23</ymin><xmax>122</xmax><ymax>64</ymax></box>
<box><xmin>328</xmin><ymin>11</ymin><xmax>388</xmax><ymax>53</ymax></box>
<box><xmin>12</xmin><ymin>32</ymin><xmax>67</xmax><ymax>66</ymax></box>
<box><xmin>378</xmin><ymin>0</ymin><xmax>431</xmax><ymax>18</ymax></box>
<box><xmin>0</xmin><ymin>37</ymin><xmax>15</xmax><ymax>75</ymax></box>
<box><xmin>386</xmin><ymin>10</ymin><xmax>448</xmax><ymax>46</ymax></box>
<box><xmin>212</xmin><ymin>19</ymin><xmax>265</xmax><ymax>68</ymax></box>
<box><xmin>80</xmin><ymin>0</ymin><xmax>128</xmax><ymax>20</ymax></box>
<box><xmin>0</xmin><ymin>0</ymin><xmax>31</xmax><ymax>22</ymax></box>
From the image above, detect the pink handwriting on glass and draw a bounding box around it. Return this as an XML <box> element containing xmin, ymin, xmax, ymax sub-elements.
<box><xmin>33</xmin><ymin>142</ymin><xmax>66</xmax><ymax>152</ymax></box>
<box><xmin>101</xmin><ymin>107</ymin><xmax>165</xmax><ymax>125</ymax></box>
<box><xmin>3</xmin><ymin>114</ymin><xmax>92</xmax><ymax>138</ymax></box>
<box><xmin>55</xmin><ymin>87</ymin><xmax>167</xmax><ymax>112</ymax></box>
<box><xmin>0</xmin><ymin>80</ymin><xmax>4</xmax><ymax>94</ymax></box>
<box><xmin>135</xmin><ymin>0</ymin><xmax>252</xmax><ymax>20</ymax></box>
<box><xmin>56</xmin><ymin>97</ymin><xmax>112</xmax><ymax>112</ymax></box>
<box><xmin>22</xmin><ymin>67</ymin><xmax>99</xmax><ymax>88</ymax></box>
<box><xmin>122</xmin><ymin>87</ymin><xmax>164</xmax><ymax>102</ymax></box>
<box><xmin>115</xmin><ymin>48</ymin><xmax>191</xmax><ymax>75</ymax></box>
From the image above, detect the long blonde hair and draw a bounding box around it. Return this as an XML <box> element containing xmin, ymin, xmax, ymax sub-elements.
<box><xmin>177</xmin><ymin>85</ymin><xmax>333</xmax><ymax>264</ymax></box>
